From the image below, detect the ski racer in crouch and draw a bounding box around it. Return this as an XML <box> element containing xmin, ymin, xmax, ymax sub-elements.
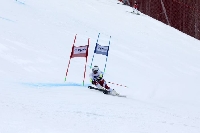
<box><xmin>89</xmin><ymin>65</ymin><xmax>118</xmax><ymax>95</ymax></box>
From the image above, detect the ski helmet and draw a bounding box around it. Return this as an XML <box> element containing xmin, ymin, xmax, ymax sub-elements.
<box><xmin>92</xmin><ymin>65</ymin><xmax>99</xmax><ymax>74</ymax></box>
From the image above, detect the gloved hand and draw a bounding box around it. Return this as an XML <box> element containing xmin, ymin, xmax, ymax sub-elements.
<box><xmin>92</xmin><ymin>79</ymin><xmax>97</xmax><ymax>85</ymax></box>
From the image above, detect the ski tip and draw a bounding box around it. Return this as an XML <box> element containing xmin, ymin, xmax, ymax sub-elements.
<box><xmin>110</xmin><ymin>94</ymin><xmax>127</xmax><ymax>98</ymax></box>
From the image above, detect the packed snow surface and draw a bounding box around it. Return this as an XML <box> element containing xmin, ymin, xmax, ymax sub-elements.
<box><xmin>0</xmin><ymin>0</ymin><xmax>200</xmax><ymax>133</ymax></box>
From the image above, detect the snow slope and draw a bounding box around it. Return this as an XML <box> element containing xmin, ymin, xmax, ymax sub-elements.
<box><xmin>0</xmin><ymin>0</ymin><xmax>200</xmax><ymax>132</ymax></box>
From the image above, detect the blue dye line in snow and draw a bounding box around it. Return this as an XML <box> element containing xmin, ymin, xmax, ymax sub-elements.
<box><xmin>22</xmin><ymin>82</ymin><xmax>91</xmax><ymax>88</ymax></box>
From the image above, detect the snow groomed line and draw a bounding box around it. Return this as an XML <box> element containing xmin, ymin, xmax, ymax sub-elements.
<box><xmin>0</xmin><ymin>17</ymin><xmax>15</xmax><ymax>22</ymax></box>
<box><xmin>15</xmin><ymin>0</ymin><xmax>25</xmax><ymax>5</ymax></box>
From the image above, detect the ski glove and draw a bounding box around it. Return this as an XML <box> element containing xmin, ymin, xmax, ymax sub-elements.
<box><xmin>92</xmin><ymin>79</ymin><xmax>97</xmax><ymax>85</ymax></box>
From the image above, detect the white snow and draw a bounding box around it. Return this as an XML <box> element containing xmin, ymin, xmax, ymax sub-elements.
<box><xmin>0</xmin><ymin>0</ymin><xmax>200</xmax><ymax>133</ymax></box>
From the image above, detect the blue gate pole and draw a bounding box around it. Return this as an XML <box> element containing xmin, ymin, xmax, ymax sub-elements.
<box><xmin>90</xmin><ymin>33</ymin><xmax>100</xmax><ymax>69</ymax></box>
<box><xmin>104</xmin><ymin>36</ymin><xmax>111</xmax><ymax>73</ymax></box>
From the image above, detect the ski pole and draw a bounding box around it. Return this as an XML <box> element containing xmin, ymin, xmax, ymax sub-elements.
<box><xmin>107</xmin><ymin>82</ymin><xmax>128</xmax><ymax>88</ymax></box>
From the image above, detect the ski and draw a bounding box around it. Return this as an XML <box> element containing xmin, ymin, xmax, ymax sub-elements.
<box><xmin>88</xmin><ymin>86</ymin><xmax>126</xmax><ymax>98</ymax></box>
<box><xmin>109</xmin><ymin>93</ymin><xmax>126</xmax><ymax>98</ymax></box>
<box><xmin>88</xmin><ymin>86</ymin><xmax>104</xmax><ymax>92</ymax></box>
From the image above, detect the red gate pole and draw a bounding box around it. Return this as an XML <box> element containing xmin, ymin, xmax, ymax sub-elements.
<box><xmin>83</xmin><ymin>38</ymin><xmax>90</xmax><ymax>86</ymax></box>
<box><xmin>64</xmin><ymin>34</ymin><xmax>77</xmax><ymax>81</ymax></box>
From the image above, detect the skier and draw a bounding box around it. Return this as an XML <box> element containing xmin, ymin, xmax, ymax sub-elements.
<box><xmin>89</xmin><ymin>65</ymin><xmax>118</xmax><ymax>95</ymax></box>
<box><xmin>133</xmin><ymin>1</ymin><xmax>139</xmax><ymax>14</ymax></box>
